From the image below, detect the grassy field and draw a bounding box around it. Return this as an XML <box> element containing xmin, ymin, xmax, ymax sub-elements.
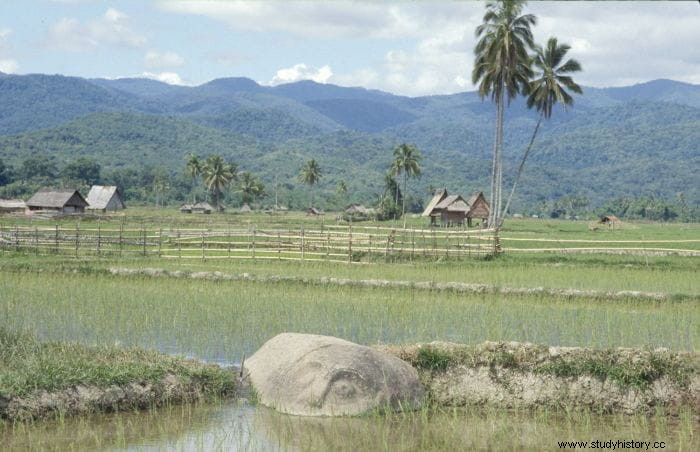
<box><xmin>1</xmin><ymin>271</ymin><xmax>697</xmax><ymax>362</ymax></box>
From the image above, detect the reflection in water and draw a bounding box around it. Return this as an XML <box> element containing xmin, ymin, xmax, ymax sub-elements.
<box><xmin>2</xmin><ymin>402</ymin><xmax>698</xmax><ymax>451</ymax></box>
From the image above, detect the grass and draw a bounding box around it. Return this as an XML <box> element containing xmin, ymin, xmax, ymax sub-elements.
<box><xmin>0</xmin><ymin>327</ymin><xmax>236</xmax><ymax>404</ymax></box>
<box><xmin>407</xmin><ymin>344</ymin><xmax>697</xmax><ymax>391</ymax></box>
<box><xmin>0</xmin><ymin>271</ymin><xmax>697</xmax><ymax>363</ymax></box>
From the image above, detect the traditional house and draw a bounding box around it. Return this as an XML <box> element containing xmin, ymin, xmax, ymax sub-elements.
<box><xmin>307</xmin><ymin>207</ymin><xmax>324</xmax><ymax>216</ymax></box>
<box><xmin>0</xmin><ymin>199</ymin><xmax>26</xmax><ymax>214</ymax></box>
<box><xmin>180</xmin><ymin>203</ymin><xmax>193</xmax><ymax>213</ymax></box>
<box><xmin>422</xmin><ymin>189</ymin><xmax>490</xmax><ymax>227</ymax></box>
<box><xmin>240</xmin><ymin>203</ymin><xmax>252</xmax><ymax>213</ymax></box>
<box><xmin>26</xmin><ymin>189</ymin><xmax>88</xmax><ymax>214</ymax></box>
<box><xmin>599</xmin><ymin>215</ymin><xmax>620</xmax><ymax>228</ymax></box>
<box><xmin>86</xmin><ymin>185</ymin><xmax>126</xmax><ymax>212</ymax></box>
<box><xmin>192</xmin><ymin>202</ymin><xmax>214</xmax><ymax>214</ymax></box>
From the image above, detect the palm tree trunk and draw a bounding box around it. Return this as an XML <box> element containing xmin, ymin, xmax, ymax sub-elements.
<box><xmin>495</xmin><ymin>96</ymin><xmax>503</xmax><ymax>227</ymax></box>
<box><xmin>488</xmin><ymin>100</ymin><xmax>499</xmax><ymax>228</ymax></box>
<box><xmin>489</xmin><ymin>89</ymin><xmax>504</xmax><ymax>228</ymax></box>
<box><xmin>402</xmin><ymin>170</ymin><xmax>407</xmax><ymax>228</ymax></box>
<box><xmin>499</xmin><ymin>113</ymin><xmax>543</xmax><ymax>227</ymax></box>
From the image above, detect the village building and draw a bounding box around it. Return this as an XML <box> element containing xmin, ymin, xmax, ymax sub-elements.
<box><xmin>85</xmin><ymin>185</ymin><xmax>126</xmax><ymax>212</ymax></box>
<box><xmin>240</xmin><ymin>203</ymin><xmax>252</xmax><ymax>213</ymax></box>
<box><xmin>421</xmin><ymin>189</ymin><xmax>490</xmax><ymax>227</ymax></box>
<box><xmin>180</xmin><ymin>203</ymin><xmax>193</xmax><ymax>213</ymax></box>
<box><xmin>599</xmin><ymin>215</ymin><xmax>620</xmax><ymax>228</ymax></box>
<box><xmin>192</xmin><ymin>201</ymin><xmax>214</xmax><ymax>214</ymax></box>
<box><xmin>307</xmin><ymin>207</ymin><xmax>324</xmax><ymax>216</ymax></box>
<box><xmin>0</xmin><ymin>199</ymin><xmax>27</xmax><ymax>214</ymax></box>
<box><xmin>26</xmin><ymin>189</ymin><xmax>89</xmax><ymax>214</ymax></box>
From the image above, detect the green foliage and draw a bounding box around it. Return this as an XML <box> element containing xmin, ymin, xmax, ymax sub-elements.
<box><xmin>534</xmin><ymin>351</ymin><xmax>695</xmax><ymax>391</ymax></box>
<box><xmin>414</xmin><ymin>347</ymin><xmax>454</xmax><ymax>372</ymax></box>
<box><xmin>0</xmin><ymin>327</ymin><xmax>236</xmax><ymax>398</ymax></box>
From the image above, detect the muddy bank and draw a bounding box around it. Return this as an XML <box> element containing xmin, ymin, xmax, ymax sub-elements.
<box><xmin>379</xmin><ymin>341</ymin><xmax>700</xmax><ymax>415</ymax></box>
<box><xmin>0</xmin><ymin>372</ymin><xmax>239</xmax><ymax>422</ymax></box>
<box><xmin>107</xmin><ymin>267</ymin><xmax>677</xmax><ymax>302</ymax></box>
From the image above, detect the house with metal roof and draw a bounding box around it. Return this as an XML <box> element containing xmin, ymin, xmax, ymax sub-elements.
<box><xmin>86</xmin><ymin>185</ymin><xmax>126</xmax><ymax>212</ymax></box>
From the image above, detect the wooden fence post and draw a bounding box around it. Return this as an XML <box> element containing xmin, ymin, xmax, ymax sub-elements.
<box><xmin>348</xmin><ymin>225</ymin><xmax>352</xmax><ymax>263</ymax></box>
<box><xmin>201</xmin><ymin>231</ymin><xmax>205</xmax><ymax>261</ymax></box>
<box><xmin>14</xmin><ymin>225</ymin><xmax>19</xmax><ymax>252</ymax></box>
<box><xmin>97</xmin><ymin>223</ymin><xmax>101</xmax><ymax>256</ymax></box>
<box><xmin>178</xmin><ymin>230</ymin><xmax>182</xmax><ymax>259</ymax></box>
<box><xmin>158</xmin><ymin>228</ymin><xmax>162</xmax><ymax>257</ymax></box>
<box><xmin>34</xmin><ymin>226</ymin><xmax>39</xmax><ymax>255</ymax></box>
<box><xmin>119</xmin><ymin>223</ymin><xmax>123</xmax><ymax>257</ymax></box>
<box><xmin>278</xmin><ymin>231</ymin><xmax>281</xmax><ymax>261</ymax></box>
<box><xmin>228</xmin><ymin>223</ymin><xmax>232</xmax><ymax>259</ymax></box>
<box><xmin>252</xmin><ymin>228</ymin><xmax>256</xmax><ymax>260</ymax></box>
<box><xmin>142</xmin><ymin>225</ymin><xmax>147</xmax><ymax>257</ymax></box>
<box><xmin>75</xmin><ymin>223</ymin><xmax>80</xmax><ymax>257</ymax></box>
<box><xmin>301</xmin><ymin>226</ymin><xmax>305</xmax><ymax>262</ymax></box>
<box><xmin>55</xmin><ymin>225</ymin><xmax>59</xmax><ymax>254</ymax></box>
<box><xmin>368</xmin><ymin>231</ymin><xmax>372</xmax><ymax>263</ymax></box>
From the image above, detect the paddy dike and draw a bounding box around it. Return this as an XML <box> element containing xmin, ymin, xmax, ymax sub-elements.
<box><xmin>379</xmin><ymin>341</ymin><xmax>700</xmax><ymax>415</ymax></box>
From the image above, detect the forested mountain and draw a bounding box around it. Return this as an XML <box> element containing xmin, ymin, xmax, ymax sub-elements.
<box><xmin>0</xmin><ymin>72</ymin><xmax>698</xmax><ymax>213</ymax></box>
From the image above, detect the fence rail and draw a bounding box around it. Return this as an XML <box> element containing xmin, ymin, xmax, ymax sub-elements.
<box><xmin>0</xmin><ymin>224</ymin><xmax>499</xmax><ymax>262</ymax></box>
<box><xmin>2</xmin><ymin>223</ymin><xmax>698</xmax><ymax>260</ymax></box>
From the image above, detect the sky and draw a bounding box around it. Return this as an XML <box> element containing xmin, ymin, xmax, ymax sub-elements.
<box><xmin>0</xmin><ymin>0</ymin><xmax>699</xmax><ymax>96</ymax></box>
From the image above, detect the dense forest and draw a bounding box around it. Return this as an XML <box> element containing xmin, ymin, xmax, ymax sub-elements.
<box><xmin>0</xmin><ymin>73</ymin><xmax>698</xmax><ymax>220</ymax></box>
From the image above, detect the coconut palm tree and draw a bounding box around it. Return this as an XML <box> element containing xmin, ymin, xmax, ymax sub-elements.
<box><xmin>299</xmin><ymin>159</ymin><xmax>322</xmax><ymax>208</ymax></box>
<box><xmin>391</xmin><ymin>143</ymin><xmax>422</xmax><ymax>226</ymax></box>
<box><xmin>202</xmin><ymin>155</ymin><xmax>235</xmax><ymax>210</ymax></box>
<box><xmin>239</xmin><ymin>171</ymin><xmax>266</xmax><ymax>205</ymax></box>
<box><xmin>500</xmin><ymin>37</ymin><xmax>582</xmax><ymax>225</ymax></box>
<box><xmin>185</xmin><ymin>154</ymin><xmax>201</xmax><ymax>203</ymax></box>
<box><xmin>472</xmin><ymin>0</ymin><xmax>536</xmax><ymax>227</ymax></box>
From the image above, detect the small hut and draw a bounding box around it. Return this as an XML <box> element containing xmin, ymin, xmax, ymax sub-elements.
<box><xmin>180</xmin><ymin>203</ymin><xmax>193</xmax><ymax>213</ymax></box>
<box><xmin>599</xmin><ymin>215</ymin><xmax>620</xmax><ymax>229</ymax></box>
<box><xmin>0</xmin><ymin>199</ymin><xmax>26</xmax><ymax>214</ymax></box>
<box><xmin>192</xmin><ymin>202</ymin><xmax>214</xmax><ymax>214</ymax></box>
<box><xmin>26</xmin><ymin>189</ymin><xmax>88</xmax><ymax>214</ymax></box>
<box><xmin>422</xmin><ymin>189</ymin><xmax>490</xmax><ymax>227</ymax></box>
<box><xmin>86</xmin><ymin>185</ymin><xmax>126</xmax><ymax>212</ymax></box>
<box><xmin>307</xmin><ymin>207</ymin><xmax>324</xmax><ymax>216</ymax></box>
<box><xmin>240</xmin><ymin>203</ymin><xmax>252</xmax><ymax>213</ymax></box>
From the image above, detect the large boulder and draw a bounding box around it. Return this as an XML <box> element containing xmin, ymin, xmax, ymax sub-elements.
<box><xmin>244</xmin><ymin>333</ymin><xmax>424</xmax><ymax>416</ymax></box>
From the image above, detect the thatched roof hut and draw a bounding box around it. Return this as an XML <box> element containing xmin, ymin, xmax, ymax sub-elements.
<box><xmin>422</xmin><ymin>190</ymin><xmax>490</xmax><ymax>227</ymax></box>
<box><xmin>0</xmin><ymin>199</ymin><xmax>26</xmax><ymax>214</ymax></box>
<box><xmin>240</xmin><ymin>203</ymin><xmax>252</xmax><ymax>213</ymax></box>
<box><xmin>180</xmin><ymin>203</ymin><xmax>193</xmax><ymax>213</ymax></box>
<box><xmin>192</xmin><ymin>202</ymin><xmax>214</xmax><ymax>214</ymax></box>
<box><xmin>26</xmin><ymin>189</ymin><xmax>88</xmax><ymax>214</ymax></box>
<box><xmin>307</xmin><ymin>207</ymin><xmax>324</xmax><ymax>216</ymax></box>
<box><xmin>86</xmin><ymin>185</ymin><xmax>125</xmax><ymax>211</ymax></box>
<box><xmin>421</xmin><ymin>188</ymin><xmax>448</xmax><ymax>217</ymax></box>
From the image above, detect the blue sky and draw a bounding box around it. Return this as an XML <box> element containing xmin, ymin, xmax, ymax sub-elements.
<box><xmin>1</xmin><ymin>1</ymin><xmax>699</xmax><ymax>96</ymax></box>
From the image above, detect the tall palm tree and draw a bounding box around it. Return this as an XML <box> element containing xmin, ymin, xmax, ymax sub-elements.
<box><xmin>472</xmin><ymin>0</ymin><xmax>536</xmax><ymax>227</ymax></box>
<box><xmin>299</xmin><ymin>159</ymin><xmax>322</xmax><ymax>208</ymax></box>
<box><xmin>499</xmin><ymin>37</ymin><xmax>582</xmax><ymax>225</ymax></box>
<box><xmin>239</xmin><ymin>171</ymin><xmax>266</xmax><ymax>205</ymax></box>
<box><xmin>391</xmin><ymin>143</ymin><xmax>421</xmax><ymax>226</ymax></box>
<box><xmin>202</xmin><ymin>155</ymin><xmax>235</xmax><ymax>209</ymax></box>
<box><xmin>185</xmin><ymin>154</ymin><xmax>201</xmax><ymax>203</ymax></box>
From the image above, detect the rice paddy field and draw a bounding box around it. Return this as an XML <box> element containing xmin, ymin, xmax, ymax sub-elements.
<box><xmin>1</xmin><ymin>213</ymin><xmax>699</xmax><ymax>450</ymax></box>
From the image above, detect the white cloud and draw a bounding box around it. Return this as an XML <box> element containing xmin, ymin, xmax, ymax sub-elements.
<box><xmin>0</xmin><ymin>59</ymin><xmax>18</xmax><ymax>73</ymax></box>
<box><xmin>145</xmin><ymin>50</ymin><xmax>184</xmax><ymax>69</ymax></box>
<box><xmin>158</xmin><ymin>1</ymin><xmax>471</xmax><ymax>40</ymax></box>
<box><xmin>46</xmin><ymin>8</ymin><xmax>146</xmax><ymax>51</ymax></box>
<box><xmin>142</xmin><ymin>71</ymin><xmax>186</xmax><ymax>85</ymax></box>
<box><xmin>269</xmin><ymin>64</ymin><xmax>333</xmax><ymax>85</ymax></box>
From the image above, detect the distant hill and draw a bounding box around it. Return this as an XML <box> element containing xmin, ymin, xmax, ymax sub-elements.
<box><xmin>0</xmin><ymin>73</ymin><xmax>698</xmax><ymax>210</ymax></box>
